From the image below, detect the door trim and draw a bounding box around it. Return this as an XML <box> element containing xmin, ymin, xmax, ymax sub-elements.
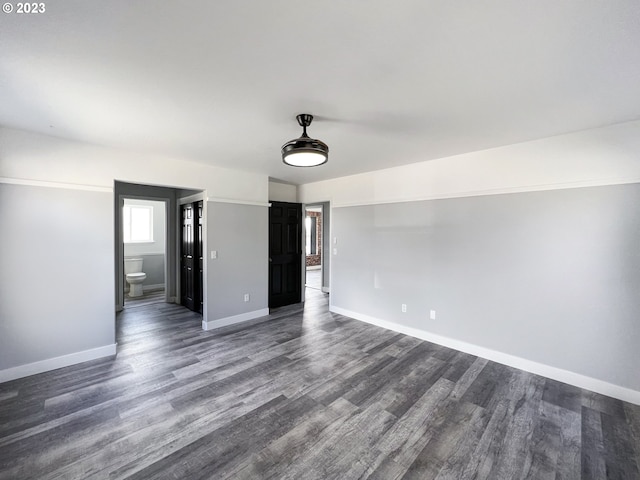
<box><xmin>116</xmin><ymin>193</ymin><xmax>171</xmax><ymax>311</ymax></box>
<box><xmin>178</xmin><ymin>195</ymin><xmax>206</xmax><ymax>317</ymax></box>
<box><xmin>268</xmin><ymin>201</ymin><xmax>303</xmax><ymax>309</ymax></box>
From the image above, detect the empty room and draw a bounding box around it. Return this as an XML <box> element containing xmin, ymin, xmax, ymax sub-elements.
<box><xmin>1</xmin><ymin>1</ymin><xmax>639</xmax><ymax>479</ymax></box>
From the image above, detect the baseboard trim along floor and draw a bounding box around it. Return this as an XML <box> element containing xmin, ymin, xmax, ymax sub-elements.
<box><xmin>202</xmin><ymin>308</ymin><xmax>270</xmax><ymax>331</ymax></box>
<box><xmin>0</xmin><ymin>343</ymin><xmax>117</xmax><ymax>383</ymax></box>
<box><xmin>330</xmin><ymin>306</ymin><xmax>640</xmax><ymax>406</ymax></box>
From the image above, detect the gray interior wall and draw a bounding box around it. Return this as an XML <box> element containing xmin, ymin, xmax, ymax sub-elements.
<box><xmin>206</xmin><ymin>202</ymin><xmax>268</xmax><ymax>320</ymax></box>
<box><xmin>332</xmin><ymin>183</ymin><xmax>640</xmax><ymax>391</ymax></box>
<box><xmin>138</xmin><ymin>254</ymin><xmax>164</xmax><ymax>287</ymax></box>
<box><xmin>0</xmin><ymin>184</ymin><xmax>115</xmax><ymax>369</ymax></box>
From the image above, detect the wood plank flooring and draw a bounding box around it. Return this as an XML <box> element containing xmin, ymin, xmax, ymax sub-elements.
<box><xmin>124</xmin><ymin>289</ymin><xmax>166</xmax><ymax>308</ymax></box>
<box><xmin>1</xmin><ymin>288</ymin><xmax>639</xmax><ymax>479</ymax></box>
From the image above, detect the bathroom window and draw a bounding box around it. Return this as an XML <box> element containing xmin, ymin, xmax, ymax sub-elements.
<box><xmin>123</xmin><ymin>205</ymin><xmax>153</xmax><ymax>243</ymax></box>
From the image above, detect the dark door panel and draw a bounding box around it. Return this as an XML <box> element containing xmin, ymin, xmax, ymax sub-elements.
<box><xmin>269</xmin><ymin>201</ymin><xmax>302</xmax><ymax>308</ymax></box>
<box><xmin>197</xmin><ymin>201</ymin><xmax>203</xmax><ymax>314</ymax></box>
<box><xmin>181</xmin><ymin>201</ymin><xmax>203</xmax><ymax>313</ymax></box>
<box><xmin>181</xmin><ymin>204</ymin><xmax>196</xmax><ymax>311</ymax></box>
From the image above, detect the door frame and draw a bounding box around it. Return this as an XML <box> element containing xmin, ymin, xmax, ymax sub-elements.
<box><xmin>302</xmin><ymin>201</ymin><xmax>331</xmax><ymax>301</ymax></box>
<box><xmin>116</xmin><ymin>194</ymin><xmax>171</xmax><ymax>311</ymax></box>
<box><xmin>268</xmin><ymin>200</ymin><xmax>303</xmax><ymax>308</ymax></box>
<box><xmin>178</xmin><ymin>192</ymin><xmax>207</xmax><ymax>318</ymax></box>
<box><xmin>114</xmin><ymin>182</ymin><xmax>206</xmax><ymax>322</ymax></box>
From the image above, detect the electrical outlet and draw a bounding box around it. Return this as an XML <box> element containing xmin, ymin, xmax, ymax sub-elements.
<box><xmin>430</xmin><ymin>310</ymin><xmax>436</xmax><ymax>320</ymax></box>
<box><xmin>401</xmin><ymin>304</ymin><xmax>407</xmax><ymax>313</ymax></box>
<box><xmin>210</xmin><ymin>250</ymin><xmax>217</xmax><ymax>259</ymax></box>
<box><xmin>244</xmin><ymin>294</ymin><xmax>250</xmax><ymax>302</ymax></box>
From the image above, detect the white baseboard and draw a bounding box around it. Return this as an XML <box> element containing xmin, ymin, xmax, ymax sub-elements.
<box><xmin>143</xmin><ymin>284</ymin><xmax>165</xmax><ymax>292</ymax></box>
<box><xmin>0</xmin><ymin>344</ymin><xmax>118</xmax><ymax>384</ymax></box>
<box><xmin>330</xmin><ymin>306</ymin><xmax>640</xmax><ymax>406</ymax></box>
<box><xmin>202</xmin><ymin>308</ymin><xmax>270</xmax><ymax>331</ymax></box>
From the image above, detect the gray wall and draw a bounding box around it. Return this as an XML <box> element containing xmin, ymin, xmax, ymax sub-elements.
<box><xmin>206</xmin><ymin>202</ymin><xmax>268</xmax><ymax>320</ymax></box>
<box><xmin>332</xmin><ymin>183</ymin><xmax>640</xmax><ymax>391</ymax></box>
<box><xmin>0</xmin><ymin>184</ymin><xmax>115</xmax><ymax>369</ymax></box>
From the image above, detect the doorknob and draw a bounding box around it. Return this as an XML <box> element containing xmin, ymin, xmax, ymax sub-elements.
<box><xmin>269</xmin><ymin>257</ymin><xmax>272</xmax><ymax>262</ymax></box>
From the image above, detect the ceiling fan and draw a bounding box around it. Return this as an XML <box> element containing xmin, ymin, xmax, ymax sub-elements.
<box><xmin>281</xmin><ymin>114</ymin><xmax>329</xmax><ymax>167</ymax></box>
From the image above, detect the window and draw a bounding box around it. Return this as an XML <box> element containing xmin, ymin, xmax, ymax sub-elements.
<box><xmin>123</xmin><ymin>205</ymin><xmax>153</xmax><ymax>243</ymax></box>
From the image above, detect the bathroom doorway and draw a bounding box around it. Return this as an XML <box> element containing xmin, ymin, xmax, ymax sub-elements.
<box><xmin>122</xmin><ymin>198</ymin><xmax>167</xmax><ymax>307</ymax></box>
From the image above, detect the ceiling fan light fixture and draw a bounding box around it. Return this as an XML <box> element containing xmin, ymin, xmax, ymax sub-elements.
<box><xmin>282</xmin><ymin>114</ymin><xmax>329</xmax><ymax>167</ymax></box>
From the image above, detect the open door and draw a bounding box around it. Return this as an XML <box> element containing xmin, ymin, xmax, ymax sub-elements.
<box><xmin>181</xmin><ymin>201</ymin><xmax>203</xmax><ymax>313</ymax></box>
<box><xmin>269</xmin><ymin>201</ymin><xmax>302</xmax><ymax>308</ymax></box>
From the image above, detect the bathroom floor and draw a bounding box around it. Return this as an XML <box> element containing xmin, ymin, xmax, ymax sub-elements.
<box><xmin>124</xmin><ymin>288</ymin><xmax>165</xmax><ymax>308</ymax></box>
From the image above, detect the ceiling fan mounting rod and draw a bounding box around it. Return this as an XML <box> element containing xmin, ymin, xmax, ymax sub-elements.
<box><xmin>297</xmin><ymin>114</ymin><xmax>313</xmax><ymax>137</ymax></box>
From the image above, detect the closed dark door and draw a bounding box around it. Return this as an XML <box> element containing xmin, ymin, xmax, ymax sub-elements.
<box><xmin>269</xmin><ymin>201</ymin><xmax>302</xmax><ymax>308</ymax></box>
<box><xmin>181</xmin><ymin>203</ymin><xmax>197</xmax><ymax>311</ymax></box>
<box><xmin>196</xmin><ymin>200</ymin><xmax>203</xmax><ymax>314</ymax></box>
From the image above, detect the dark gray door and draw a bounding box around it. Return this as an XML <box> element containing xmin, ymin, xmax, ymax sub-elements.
<box><xmin>181</xmin><ymin>202</ymin><xmax>203</xmax><ymax>312</ymax></box>
<box><xmin>269</xmin><ymin>201</ymin><xmax>302</xmax><ymax>308</ymax></box>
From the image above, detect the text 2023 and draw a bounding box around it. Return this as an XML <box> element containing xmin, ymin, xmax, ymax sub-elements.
<box><xmin>16</xmin><ymin>3</ymin><xmax>45</xmax><ymax>13</ymax></box>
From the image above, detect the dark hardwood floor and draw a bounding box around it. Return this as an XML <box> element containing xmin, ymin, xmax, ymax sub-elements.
<box><xmin>1</xmin><ymin>289</ymin><xmax>639</xmax><ymax>479</ymax></box>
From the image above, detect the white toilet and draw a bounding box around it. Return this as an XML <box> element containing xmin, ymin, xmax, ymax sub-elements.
<box><xmin>124</xmin><ymin>258</ymin><xmax>147</xmax><ymax>297</ymax></box>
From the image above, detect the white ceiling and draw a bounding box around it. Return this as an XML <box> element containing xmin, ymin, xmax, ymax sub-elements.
<box><xmin>2</xmin><ymin>1</ymin><xmax>640</xmax><ymax>185</ymax></box>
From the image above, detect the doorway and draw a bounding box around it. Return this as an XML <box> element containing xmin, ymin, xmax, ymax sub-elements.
<box><xmin>114</xmin><ymin>181</ymin><xmax>203</xmax><ymax>315</ymax></box>
<box><xmin>304</xmin><ymin>205</ymin><xmax>323</xmax><ymax>291</ymax></box>
<box><xmin>122</xmin><ymin>198</ymin><xmax>167</xmax><ymax>308</ymax></box>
